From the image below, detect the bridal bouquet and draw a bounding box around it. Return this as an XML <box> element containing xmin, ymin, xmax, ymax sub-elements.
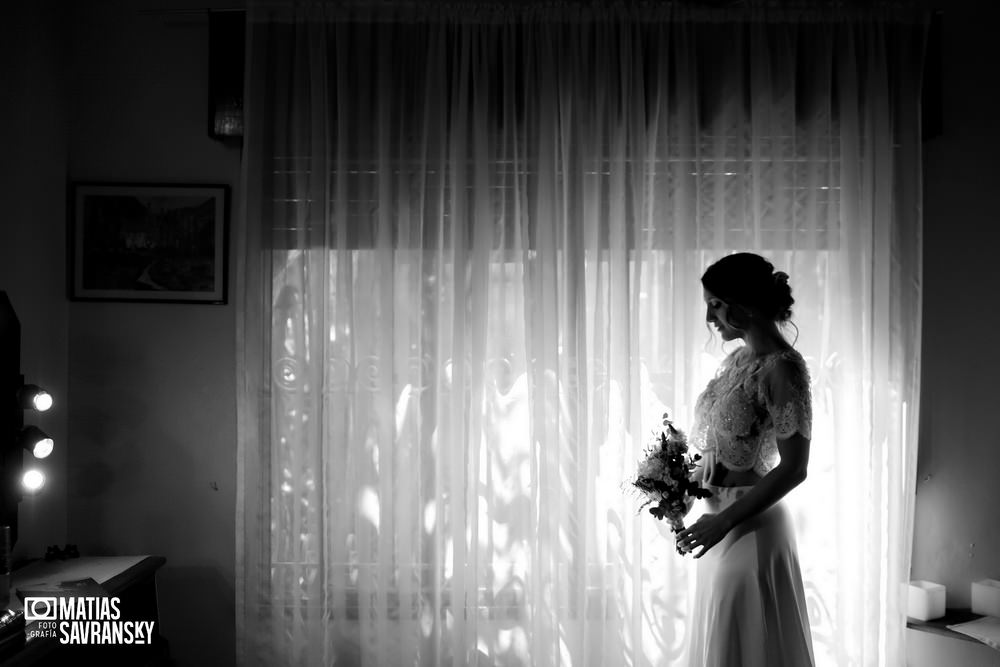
<box><xmin>630</xmin><ymin>413</ymin><xmax>713</xmax><ymax>554</ymax></box>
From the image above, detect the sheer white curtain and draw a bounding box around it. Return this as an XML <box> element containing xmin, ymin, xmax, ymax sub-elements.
<box><xmin>236</xmin><ymin>3</ymin><xmax>926</xmax><ymax>665</ymax></box>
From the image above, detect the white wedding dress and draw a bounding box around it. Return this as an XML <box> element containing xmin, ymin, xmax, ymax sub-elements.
<box><xmin>684</xmin><ymin>345</ymin><xmax>815</xmax><ymax>667</ymax></box>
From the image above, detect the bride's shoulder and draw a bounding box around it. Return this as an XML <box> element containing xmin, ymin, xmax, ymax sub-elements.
<box><xmin>760</xmin><ymin>346</ymin><xmax>810</xmax><ymax>385</ymax></box>
<box><xmin>773</xmin><ymin>345</ymin><xmax>806</xmax><ymax>366</ymax></box>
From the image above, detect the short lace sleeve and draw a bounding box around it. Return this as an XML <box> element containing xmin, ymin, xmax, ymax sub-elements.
<box><xmin>763</xmin><ymin>353</ymin><xmax>812</xmax><ymax>440</ymax></box>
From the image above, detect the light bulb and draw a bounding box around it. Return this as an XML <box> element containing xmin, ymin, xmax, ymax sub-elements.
<box><xmin>32</xmin><ymin>438</ymin><xmax>54</xmax><ymax>459</ymax></box>
<box><xmin>22</xmin><ymin>469</ymin><xmax>45</xmax><ymax>493</ymax></box>
<box><xmin>32</xmin><ymin>391</ymin><xmax>53</xmax><ymax>412</ymax></box>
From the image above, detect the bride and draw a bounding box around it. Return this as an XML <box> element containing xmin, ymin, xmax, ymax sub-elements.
<box><xmin>677</xmin><ymin>252</ymin><xmax>815</xmax><ymax>666</ymax></box>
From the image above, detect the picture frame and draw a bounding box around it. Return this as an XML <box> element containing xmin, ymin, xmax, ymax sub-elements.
<box><xmin>70</xmin><ymin>183</ymin><xmax>230</xmax><ymax>304</ymax></box>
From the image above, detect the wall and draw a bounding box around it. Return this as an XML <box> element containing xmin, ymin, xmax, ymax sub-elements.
<box><xmin>906</xmin><ymin>629</ymin><xmax>999</xmax><ymax>667</ymax></box>
<box><xmin>65</xmin><ymin>1</ymin><xmax>241</xmax><ymax>665</ymax></box>
<box><xmin>909</xmin><ymin>0</ymin><xmax>1000</xmax><ymax>662</ymax></box>
<box><xmin>913</xmin><ymin>0</ymin><xmax>1000</xmax><ymax>607</ymax></box>
<box><xmin>0</xmin><ymin>2</ymin><xmax>70</xmax><ymax>562</ymax></box>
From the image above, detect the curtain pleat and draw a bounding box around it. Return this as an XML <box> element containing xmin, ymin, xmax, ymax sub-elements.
<box><xmin>237</xmin><ymin>3</ymin><xmax>926</xmax><ymax>665</ymax></box>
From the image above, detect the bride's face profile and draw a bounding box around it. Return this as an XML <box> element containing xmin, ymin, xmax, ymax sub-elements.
<box><xmin>704</xmin><ymin>289</ymin><xmax>742</xmax><ymax>341</ymax></box>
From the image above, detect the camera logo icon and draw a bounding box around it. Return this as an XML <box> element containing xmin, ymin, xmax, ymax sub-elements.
<box><xmin>24</xmin><ymin>597</ymin><xmax>58</xmax><ymax>623</ymax></box>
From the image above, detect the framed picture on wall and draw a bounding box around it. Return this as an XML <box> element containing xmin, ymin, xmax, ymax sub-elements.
<box><xmin>70</xmin><ymin>183</ymin><xmax>230</xmax><ymax>304</ymax></box>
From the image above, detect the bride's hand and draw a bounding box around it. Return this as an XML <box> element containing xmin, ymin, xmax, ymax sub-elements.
<box><xmin>676</xmin><ymin>513</ymin><xmax>733</xmax><ymax>558</ymax></box>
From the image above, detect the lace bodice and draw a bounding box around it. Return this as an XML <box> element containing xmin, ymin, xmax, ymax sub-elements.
<box><xmin>690</xmin><ymin>345</ymin><xmax>812</xmax><ymax>477</ymax></box>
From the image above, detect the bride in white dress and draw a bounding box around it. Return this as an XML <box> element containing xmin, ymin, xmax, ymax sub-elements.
<box><xmin>676</xmin><ymin>252</ymin><xmax>815</xmax><ymax>667</ymax></box>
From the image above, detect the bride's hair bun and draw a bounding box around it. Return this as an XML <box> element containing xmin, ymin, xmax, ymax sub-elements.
<box><xmin>769</xmin><ymin>271</ymin><xmax>794</xmax><ymax>322</ymax></box>
<box><xmin>701</xmin><ymin>253</ymin><xmax>795</xmax><ymax>323</ymax></box>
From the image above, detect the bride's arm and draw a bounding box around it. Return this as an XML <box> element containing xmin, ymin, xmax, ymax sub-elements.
<box><xmin>715</xmin><ymin>433</ymin><xmax>809</xmax><ymax>526</ymax></box>
<box><xmin>677</xmin><ymin>436</ymin><xmax>808</xmax><ymax>558</ymax></box>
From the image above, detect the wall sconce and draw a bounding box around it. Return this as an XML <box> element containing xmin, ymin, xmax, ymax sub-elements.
<box><xmin>18</xmin><ymin>426</ymin><xmax>53</xmax><ymax>460</ymax></box>
<box><xmin>17</xmin><ymin>386</ymin><xmax>52</xmax><ymax>413</ymax></box>
<box><xmin>208</xmin><ymin>10</ymin><xmax>244</xmax><ymax>141</ymax></box>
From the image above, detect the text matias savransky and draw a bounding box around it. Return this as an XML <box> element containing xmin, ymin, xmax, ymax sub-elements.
<box><xmin>25</xmin><ymin>596</ymin><xmax>156</xmax><ymax>645</ymax></box>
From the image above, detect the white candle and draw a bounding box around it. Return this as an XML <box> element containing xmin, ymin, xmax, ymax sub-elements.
<box><xmin>971</xmin><ymin>579</ymin><xmax>1000</xmax><ymax>618</ymax></box>
<box><xmin>907</xmin><ymin>580</ymin><xmax>946</xmax><ymax>621</ymax></box>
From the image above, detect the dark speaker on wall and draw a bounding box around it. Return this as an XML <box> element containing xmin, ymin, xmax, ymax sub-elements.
<box><xmin>0</xmin><ymin>296</ymin><xmax>22</xmax><ymax>547</ymax></box>
<box><xmin>0</xmin><ymin>293</ymin><xmax>56</xmax><ymax>549</ymax></box>
<box><xmin>208</xmin><ymin>10</ymin><xmax>245</xmax><ymax>141</ymax></box>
